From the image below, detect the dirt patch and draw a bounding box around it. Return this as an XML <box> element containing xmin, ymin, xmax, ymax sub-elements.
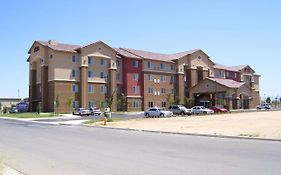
<box><xmin>96</xmin><ymin>111</ymin><xmax>281</xmax><ymax>139</ymax></box>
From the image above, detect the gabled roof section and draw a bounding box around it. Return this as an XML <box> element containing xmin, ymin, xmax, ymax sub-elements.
<box><xmin>28</xmin><ymin>40</ymin><xmax>81</xmax><ymax>54</ymax></box>
<box><xmin>207</xmin><ymin>77</ymin><xmax>245</xmax><ymax>88</ymax></box>
<box><xmin>114</xmin><ymin>48</ymin><xmax>142</xmax><ymax>59</ymax></box>
<box><xmin>121</xmin><ymin>48</ymin><xmax>173</xmax><ymax>62</ymax></box>
<box><xmin>78</xmin><ymin>40</ymin><xmax>116</xmax><ymax>53</ymax></box>
<box><xmin>214</xmin><ymin>63</ymin><xmax>240</xmax><ymax>72</ymax></box>
<box><xmin>169</xmin><ymin>49</ymin><xmax>202</xmax><ymax>60</ymax></box>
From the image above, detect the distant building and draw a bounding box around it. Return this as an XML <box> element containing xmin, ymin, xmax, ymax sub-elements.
<box><xmin>0</xmin><ymin>98</ymin><xmax>21</xmax><ymax>110</ymax></box>
<box><xmin>27</xmin><ymin>40</ymin><xmax>260</xmax><ymax>112</ymax></box>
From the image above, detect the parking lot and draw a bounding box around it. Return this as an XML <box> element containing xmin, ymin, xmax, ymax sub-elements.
<box><xmin>96</xmin><ymin>110</ymin><xmax>281</xmax><ymax>140</ymax></box>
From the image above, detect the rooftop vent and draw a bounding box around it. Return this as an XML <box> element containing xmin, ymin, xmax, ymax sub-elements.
<box><xmin>48</xmin><ymin>40</ymin><xmax>57</xmax><ymax>45</ymax></box>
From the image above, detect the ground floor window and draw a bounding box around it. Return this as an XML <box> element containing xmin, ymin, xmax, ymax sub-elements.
<box><xmin>89</xmin><ymin>100</ymin><xmax>96</xmax><ymax>108</ymax></box>
<box><xmin>161</xmin><ymin>101</ymin><xmax>166</xmax><ymax>108</ymax></box>
<box><xmin>72</xmin><ymin>101</ymin><xmax>79</xmax><ymax>108</ymax></box>
<box><xmin>148</xmin><ymin>101</ymin><xmax>153</xmax><ymax>108</ymax></box>
<box><xmin>133</xmin><ymin>101</ymin><xmax>141</xmax><ymax>108</ymax></box>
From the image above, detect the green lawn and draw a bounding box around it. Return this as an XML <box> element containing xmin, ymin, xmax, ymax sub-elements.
<box><xmin>0</xmin><ymin>113</ymin><xmax>59</xmax><ymax>119</ymax></box>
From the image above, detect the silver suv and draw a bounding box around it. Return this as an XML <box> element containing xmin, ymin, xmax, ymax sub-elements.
<box><xmin>144</xmin><ymin>108</ymin><xmax>173</xmax><ymax>118</ymax></box>
<box><xmin>168</xmin><ymin>105</ymin><xmax>192</xmax><ymax>116</ymax></box>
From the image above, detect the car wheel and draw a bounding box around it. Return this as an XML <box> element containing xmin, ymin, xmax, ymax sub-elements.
<box><xmin>79</xmin><ymin>113</ymin><xmax>82</xmax><ymax>116</ymax></box>
<box><xmin>145</xmin><ymin>113</ymin><xmax>150</xmax><ymax>118</ymax></box>
<box><xmin>203</xmin><ymin>111</ymin><xmax>207</xmax><ymax>115</ymax></box>
<box><xmin>72</xmin><ymin>112</ymin><xmax>75</xmax><ymax>115</ymax></box>
<box><xmin>180</xmin><ymin>111</ymin><xmax>185</xmax><ymax>116</ymax></box>
<box><xmin>160</xmin><ymin>113</ymin><xmax>164</xmax><ymax>117</ymax></box>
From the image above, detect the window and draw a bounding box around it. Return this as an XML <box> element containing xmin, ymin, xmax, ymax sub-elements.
<box><xmin>148</xmin><ymin>74</ymin><xmax>153</xmax><ymax>81</ymax></box>
<box><xmin>147</xmin><ymin>62</ymin><xmax>153</xmax><ymax>69</ymax></box>
<box><xmin>148</xmin><ymin>87</ymin><xmax>154</xmax><ymax>94</ymax></box>
<box><xmin>88</xmin><ymin>85</ymin><xmax>95</xmax><ymax>93</ymax></box>
<box><xmin>161</xmin><ymin>75</ymin><xmax>166</xmax><ymax>82</ymax></box>
<box><xmin>132</xmin><ymin>60</ymin><xmax>138</xmax><ymax>68</ymax></box>
<box><xmin>72</xmin><ymin>101</ymin><xmax>79</xmax><ymax>108</ymax></box>
<box><xmin>161</xmin><ymin>88</ymin><xmax>166</xmax><ymax>94</ymax></box>
<box><xmin>88</xmin><ymin>71</ymin><xmax>95</xmax><ymax>78</ymax></box>
<box><xmin>88</xmin><ymin>57</ymin><xmax>94</xmax><ymax>64</ymax></box>
<box><xmin>133</xmin><ymin>101</ymin><xmax>140</xmax><ymax>108</ymax></box>
<box><xmin>116</xmin><ymin>73</ymin><xmax>121</xmax><ymax>81</ymax></box>
<box><xmin>133</xmin><ymin>73</ymin><xmax>139</xmax><ymax>81</ymax></box>
<box><xmin>133</xmin><ymin>86</ymin><xmax>139</xmax><ymax>94</ymax></box>
<box><xmin>101</xmin><ymin>85</ymin><xmax>107</xmax><ymax>94</ymax></box>
<box><xmin>234</xmin><ymin>73</ymin><xmax>237</xmax><ymax>78</ymax></box>
<box><xmin>72</xmin><ymin>55</ymin><xmax>79</xmax><ymax>63</ymax></box>
<box><xmin>72</xmin><ymin>84</ymin><xmax>79</xmax><ymax>93</ymax></box>
<box><xmin>161</xmin><ymin>101</ymin><xmax>166</xmax><ymax>108</ymax></box>
<box><xmin>88</xmin><ymin>100</ymin><xmax>96</xmax><ymax>108</ymax></box>
<box><xmin>171</xmin><ymin>89</ymin><xmax>174</xmax><ymax>94</ymax></box>
<box><xmin>160</xmin><ymin>63</ymin><xmax>166</xmax><ymax>70</ymax></box>
<box><xmin>170</xmin><ymin>64</ymin><xmax>175</xmax><ymax>71</ymax></box>
<box><xmin>100</xmin><ymin>72</ymin><xmax>107</xmax><ymax>79</ymax></box>
<box><xmin>148</xmin><ymin>101</ymin><xmax>153</xmax><ymax>108</ymax></box>
<box><xmin>100</xmin><ymin>58</ymin><xmax>107</xmax><ymax>65</ymax></box>
<box><xmin>226</xmin><ymin>71</ymin><xmax>229</xmax><ymax>77</ymax></box>
<box><xmin>116</xmin><ymin>60</ymin><xmax>121</xmax><ymax>67</ymax></box>
<box><xmin>71</xmin><ymin>70</ymin><xmax>77</xmax><ymax>78</ymax></box>
<box><xmin>170</xmin><ymin>76</ymin><xmax>174</xmax><ymax>83</ymax></box>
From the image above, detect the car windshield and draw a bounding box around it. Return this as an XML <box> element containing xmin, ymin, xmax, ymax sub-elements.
<box><xmin>158</xmin><ymin>108</ymin><xmax>164</xmax><ymax>111</ymax></box>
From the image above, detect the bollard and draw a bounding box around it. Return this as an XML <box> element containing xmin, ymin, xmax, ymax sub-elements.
<box><xmin>103</xmin><ymin>116</ymin><xmax>107</xmax><ymax>125</ymax></box>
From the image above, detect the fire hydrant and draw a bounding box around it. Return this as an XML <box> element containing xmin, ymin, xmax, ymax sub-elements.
<box><xmin>103</xmin><ymin>116</ymin><xmax>107</xmax><ymax>125</ymax></box>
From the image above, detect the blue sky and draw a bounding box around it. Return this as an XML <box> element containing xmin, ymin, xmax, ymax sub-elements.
<box><xmin>0</xmin><ymin>0</ymin><xmax>280</xmax><ymax>99</ymax></box>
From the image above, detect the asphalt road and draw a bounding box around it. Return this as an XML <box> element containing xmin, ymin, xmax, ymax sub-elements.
<box><xmin>0</xmin><ymin>118</ymin><xmax>281</xmax><ymax>175</ymax></box>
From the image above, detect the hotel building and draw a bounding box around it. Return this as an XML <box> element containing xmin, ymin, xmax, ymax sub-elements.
<box><xmin>28</xmin><ymin>40</ymin><xmax>260</xmax><ymax>112</ymax></box>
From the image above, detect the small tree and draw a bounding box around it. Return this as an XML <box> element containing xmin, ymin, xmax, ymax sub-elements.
<box><xmin>67</xmin><ymin>98</ymin><xmax>74</xmax><ymax>113</ymax></box>
<box><xmin>174</xmin><ymin>96</ymin><xmax>180</xmax><ymax>105</ymax></box>
<box><xmin>266</xmin><ymin>97</ymin><xmax>271</xmax><ymax>104</ymax></box>
<box><xmin>166</xmin><ymin>93</ymin><xmax>174</xmax><ymax>107</ymax></box>
<box><xmin>184</xmin><ymin>97</ymin><xmax>192</xmax><ymax>108</ymax></box>
<box><xmin>3</xmin><ymin>106</ymin><xmax>7</xmax><ymax>114</ymax></box>
<box><xmin>105</xmin><ymin>89</ymin><xmax>116</xmax><ymax>110</ymax></box>
<box><xmin>117</xmin><ymin>93</ymin><xmax>127</xmax><ymax>111</ymax></box>
<box><xmin>55</xmin><ymin>95</ymin><xmax>60</xmax><ymax>114</ymax></box>
<box><xmin>36</xmin><ymin>103</ymin><xmax>41</xmax><ymax>114</ymax></box>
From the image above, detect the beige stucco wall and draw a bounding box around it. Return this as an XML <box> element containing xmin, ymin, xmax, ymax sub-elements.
<box><xmin>142</xmin><ymin>59</ymin><xmax>176</xmax><ymax>74</ymax></box>
<box><xmin>80</xmin><ymin>42</ymin><xmax>117</xmax><ymax>83</ymax></box>
<box><xmin>189</xmin><ymin>50</ymin><xmax>215</xmax><ymax>76</ymax></box>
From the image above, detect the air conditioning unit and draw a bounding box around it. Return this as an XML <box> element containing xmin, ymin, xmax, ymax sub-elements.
<box><xmin>154</xmin><ymin>91</ymin><xmax>157</xmax><ymax>95</ymax></box>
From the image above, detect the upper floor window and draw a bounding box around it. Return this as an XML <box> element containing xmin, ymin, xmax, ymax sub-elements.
<box><xmin>161</xmin><ymin>88</ymin><xmax>166</xmax><ymax>94</ymax></box>
<box><xmin>88</xmin><ymin>71</ymin><xmax>95</xmax><ymax>78</ymax></box>
<box><xmin>133</xmin><ymin>73</ymin><xmax>139</xmax><ymax>81</ymax></box>
<box><xmin>100</xmin><ymin>71</ymin><xmax>107</xmax><ymax>79</ymax></box>
<box><xmin>88</xmin><ymin>85</ymin><xmax>95</xmax><ymax>93</ymax></box>
<box><xmin>160</xmin><ymin>63</ymin><xmax>166</xmax><ymax>70</ymax></box>
<box><xmin>72</xmin><ymin>55</ymin><xmax>79</xmax><ymax>63</ymax></box>
<box><xmin>116</xmin><ymin>60</ymin><xmax>121</xmax><ymax>67</ymax></box>
<box><xmin>116</xmin><ymin>73</ymin><xmax>121</xmax><ymax>81</ymax></box>
<box><xmin>71</xmin><ymin>70</ymin><xmax>78</xmax><ymax>78</ymax></box>
<box><xmin>88</xmin><ymin>57</ymin><xmax>94</xmax><ymax>64</ymax></box>
<box><xmin>161</xmin><ymin>75</ymin><xmax>166</xmax><ymax>82</ymax></box>
<box><xmin>100</xmin><ymin>58</ymin><xmax>107</xmax><ymax>65</ymax></box>
<box><xmin>147</xmin><ymin>62</ymin><xmax>153</xmax><ymax>69</ymax></box>
<box><xmin>148</xmin><ymin>87</ymin><xmax>154</xmax><ymax>94</ymax></box>
<box><xmin>148</xmin><ymin>74</ymin><xmax>153</xmax><ymax>81</ymax></box>
<box><xmin>133</xmin><ymin>86</ymin><xmax>140</xmax><ymax>94</ymax></box>
<box><xmin>170</xmin><ymin>75</ymin><xmax>175</xmax><ymax>83</ymax></box>
<box><xmin>101</xmin><ymin>85</ymin><xmax>107</xmax><ymax>94</ymax></box>
<box><xmin>72</xmin><ymin>84</ymin><xmax>79</xmax><ymax>93</ymax></box>
<box><xmin>34</xmin><ymin>46</ymin><xmax>40</xmax><ymax>53</ymax></box>
<box><xmin>170</xmin><ymin>64</ymin><xmax>175</xmax><ymax>71</ymax></box>
<box><xmin>132</xmin><ymin>60</ymin><xmax>139</xmax><ymax>68</ymax></box>
<box><xmin>171</xmin><ymin>89</ymin><xmax>174</xmax><ymax>94</ymax></box>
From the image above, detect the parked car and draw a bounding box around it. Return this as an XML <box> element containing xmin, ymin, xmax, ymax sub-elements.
<box><xmin>90</xmin><ymin>107</ymin><xmax>102</xmax><ymax>115</ymax></box>
<box><xmin>208</xmin><ymin>106</ymin><xmax>228</xmax><ymax>113</ymax></box>
<box><xmin>144</xmin><ymin>108</ymin><xmax>173</xmax><ymax>118</ymax></box>
<box><xmin>9</xmin><ymin>107</ymin><xmax>18</xmax><ymax>113</ymax></box>
<box><xmin>191</xmin><ymin>106</ymin><xmax>214</xmax><ymax>115</ymax></box>
<box><xmin>73</xmin><ymin>108</ymin><xmax>91</xmax><ymax>116</ymax></box>
<box><xmin>256</xmin><ymin>103</ymin><xmax>271</xmax><ymax>110</ymax></box>
<box><xmin>168</xmin><ymin>105</ymin><xmax>192</xmax><ymax>116</ymax></box>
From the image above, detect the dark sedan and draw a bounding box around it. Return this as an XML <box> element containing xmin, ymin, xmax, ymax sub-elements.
<box><xmin>208</xmin><ymin>106</ymin><xmax>228</xmax><ymax>113</ymax></box>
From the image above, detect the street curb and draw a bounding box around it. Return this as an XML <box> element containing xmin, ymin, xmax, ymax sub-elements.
<box><xmin>85</xmin><ymin>125</ymin><xmax>281</xmax><ymax>142</ymax></box>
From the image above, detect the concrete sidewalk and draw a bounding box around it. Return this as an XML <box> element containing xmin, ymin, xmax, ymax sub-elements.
<box><xmin>0</xmin><ymin>164</ymin><xmax>23</xmax><ymax>175</ymax></box>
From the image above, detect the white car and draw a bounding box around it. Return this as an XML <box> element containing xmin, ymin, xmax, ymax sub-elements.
<box><xmin>144</xmin><ymin>108</ymin><xmax>173</xmax><ymax>118</ymax></box>
<box><xmin>256</xmin><ymin>104</ymin><xmax>271</xmax><ymax>110</ymax></box>
<box><xmin>90</xmin><ymin>107</ymin><xmax>102</xmax><ymax>115</ymax></box>
<box><xmin>73</xmin><ymin>108</ymin><xmax>91</xmax><ymax>116</ymax></box>
<box><xmin>191</xmin><ymin>106</ymin><xmax>214</xmax><ymax>115</ymax></box>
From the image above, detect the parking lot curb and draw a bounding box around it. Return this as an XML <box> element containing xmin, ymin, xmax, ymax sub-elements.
<box><xmin>88</xmin><ymin>125</ymin><xmax>281</xmax><ymax>142</ymax></box>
